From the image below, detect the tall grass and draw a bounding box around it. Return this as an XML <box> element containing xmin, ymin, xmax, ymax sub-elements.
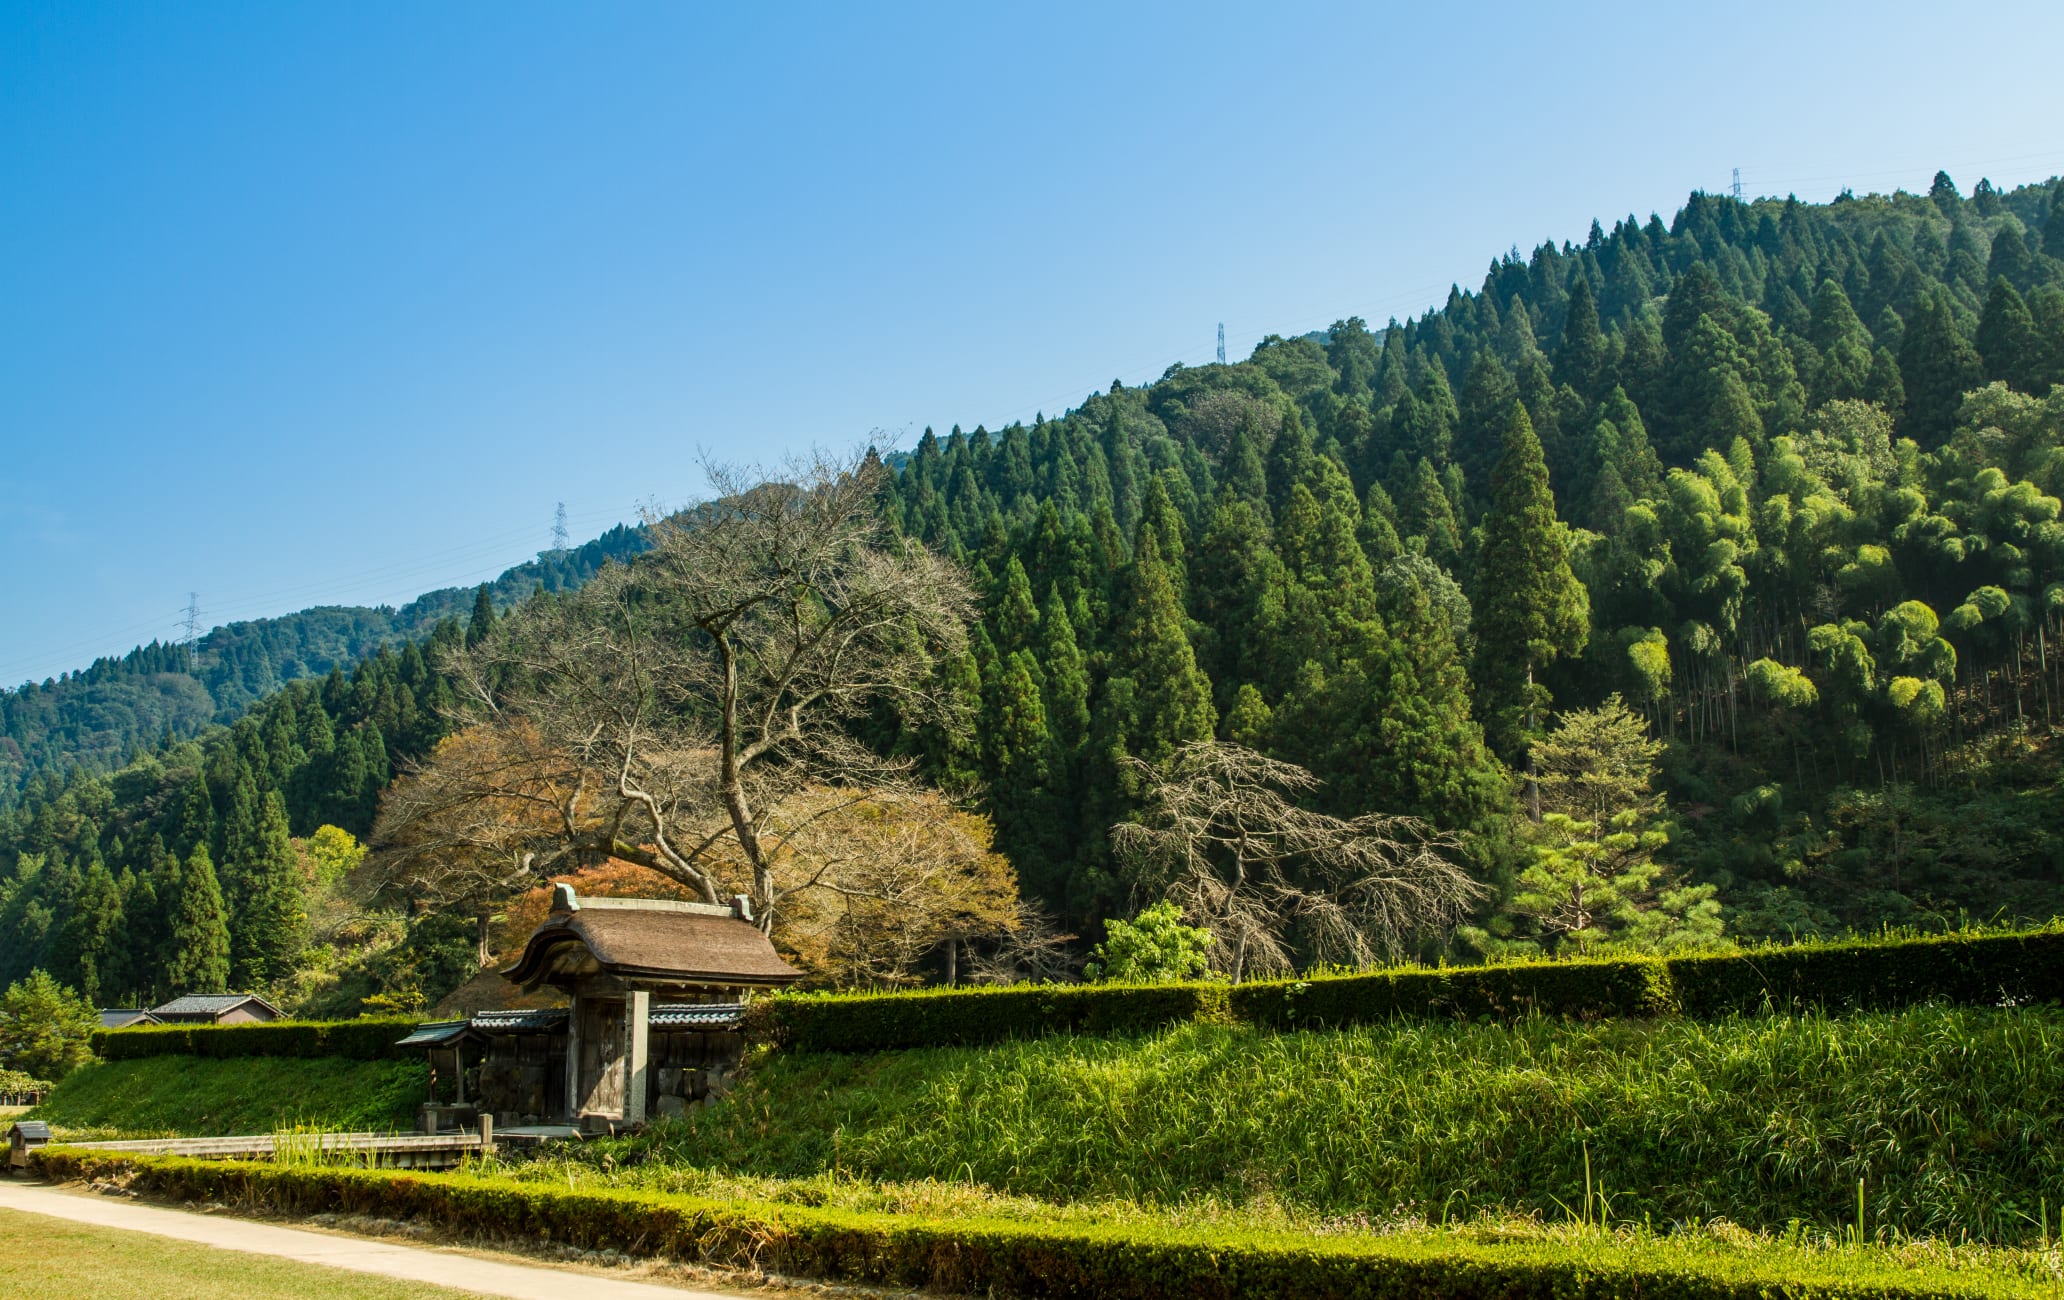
<box><xmin>28</xmin><ymin>1056</ymin><xmax>425</xmax><ymax>1139</ymax></box>
<box><xmin>576</xmin><ymin>1006</ymin><xmax>2064</xmax><ymax>1243</ymax></box>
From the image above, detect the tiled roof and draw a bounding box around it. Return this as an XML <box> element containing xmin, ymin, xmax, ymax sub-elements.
<box><xmin>150</xmin><ymin>993</ymin><xmax>281</xmax><ymax>1017</ymax></box>
<box><xmin>471</xmin><ymin>1007</ymin><xmax>569</xmax><ymax>1033</ymax></box>
<box><xmin>394</xmin><ymin>1020</ymin><xmax>473</xmax><ymax>1047</ymax></box>
<box><xmin>394</xmin><ymin>1003</ymin><xmax>744</xmax><ymax>1046</ymax></box>
<box><xmin>651</xmin><ymin>1002</ymin><xmax>745</xmax><ymax>1030</ymax></box>
<box><xmin>98</xmin><ymin>1009</ymin><xmax>156</xmax><ymax>1029</ymax></box>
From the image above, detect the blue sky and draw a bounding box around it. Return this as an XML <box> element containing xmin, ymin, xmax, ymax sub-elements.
<box><xmin>4</xmin><ymin>1</ymin><xmax>2063</xmax><ymax>685</ymax></box>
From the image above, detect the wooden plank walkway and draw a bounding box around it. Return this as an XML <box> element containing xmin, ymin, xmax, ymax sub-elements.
<box><xmin>69</xmin><ymin>1131</ymin><xmax>492</xmax><ymax>1168</ymax></box>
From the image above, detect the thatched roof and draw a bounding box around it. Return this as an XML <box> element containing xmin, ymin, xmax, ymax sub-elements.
<box><xmin>503</xmin><ymin>892</ymin><xmax>801</xmax><ymax>992</ymax></box>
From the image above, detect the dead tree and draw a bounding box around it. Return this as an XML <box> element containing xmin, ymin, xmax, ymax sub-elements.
<box><xmin>1111</xmin><ymin>741</ymin><xmax>1483</xmax><ymax>981</ymax></box>
<box><xmin>378</xmin><ymin>448</ymin><xmax>975</xmax><ymax>933</ymax></box>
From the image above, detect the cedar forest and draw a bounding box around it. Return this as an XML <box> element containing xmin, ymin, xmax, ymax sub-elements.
<box><xmin>8</xmin><ymin>171</ymin><xmax>2064</xmax><ymax>1010</ymax></box>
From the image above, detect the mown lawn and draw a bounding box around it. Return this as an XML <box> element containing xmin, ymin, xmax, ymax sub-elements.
<box><xmin>0</xmin><ymin>1207</ymin><xmax>494</xmax><ymax>1300</ymax></box>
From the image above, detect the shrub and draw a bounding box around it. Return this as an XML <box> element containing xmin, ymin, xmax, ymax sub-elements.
<box><xmin>754</xmin><ymin>928</ymin><xmax>2064</xmax><ymax>1052</ymax></box>
<box><xmin>26</xmin><ymin>1150</ymin><xmax>2041</xmax><ymax>1298</ymax></box>
<box><xmin>0</xmin><ymin>971</ymin><xmax>99</xmax><ymax>1081</ymax></box>
<box><xmin>1083</xmin><ymin>901</ymin><xmax>1213</xmax><ymax>982</ymax></box>
<box><xmin>91</xmin><ymin>1017</ymin><xmax>422</xmax><ymax>1062</ymax></box>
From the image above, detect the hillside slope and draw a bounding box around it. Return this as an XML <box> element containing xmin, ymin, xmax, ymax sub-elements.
<box><xmin>0</xmin><ymin>523</ymin><xmax>646</xmax><ymax>807</ymax></box>
<box><xmin>6</xmin><ymin>169</ymin><xmax>2064</xmax><ymax>1010</ymax></box>
<box><xmin>542</xmin><ymin>1005</ymin><xmax>2063</xmax><ymax>1242</ymax></box>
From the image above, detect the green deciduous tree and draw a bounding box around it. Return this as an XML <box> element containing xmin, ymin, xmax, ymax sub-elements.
<box><xmin>0</xmin><ymin>971</ymin><xmax>98</xmax><ymax>1082</ymax></box>
<box><xmin>1082</xmin><ymin>900</ymin><xmax>1210</xmax><ymax>982</ymax></box>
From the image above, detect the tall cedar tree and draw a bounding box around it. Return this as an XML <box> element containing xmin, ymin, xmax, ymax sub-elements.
<box><xmin>1109</xmin><ymin>527</ymin><xmax>1217</xmax><ymax>762</ymax></box>
<box><xmin>1472</xmin><ymin>404</ymin><xmax>1588</xmax><ymax>811</ymax></box>
<box><xmin>163</xmin><ymin>843</ymin><xmax>231</xmax><ymax>995</ymax></box>
<box><xmin>1898</xmin><ymin>289</ymin><xmax>1983</xmax><ymax>448</ymax></box>
<box><xmin>1976</xmin><ymin>278</ymin><xmax>2041</xmax><ymax>392</ymax></box>
<box><xmin>232</xmin><ymin>790</ymin><xmax>306</xmax><ymax>987</ymax></box>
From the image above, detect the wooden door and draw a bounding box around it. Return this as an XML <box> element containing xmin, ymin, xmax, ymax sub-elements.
<box><xmin>575</xmin><ymin>998</ymin><xmax>625</xmax><ymax>1116</ymax></box>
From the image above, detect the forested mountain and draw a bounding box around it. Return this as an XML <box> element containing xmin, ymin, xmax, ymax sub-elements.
<box><xmin>0</xmin><ymin>524</ymin><xmax>647</xmax><ymax>808</ymax></box>
<box><xmin>7</xmin><ymin>169</ymin><xmax>2064</xmax><ymax>1010</ymax></box>
<box><xmin>877</xmin><ymin>170</ymin><xmax>2064</xmax><ymax>939</ymax></box>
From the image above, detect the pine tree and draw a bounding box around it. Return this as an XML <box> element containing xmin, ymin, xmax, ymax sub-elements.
<box><xmin>1807</xmin><ymin>280</ymin><xmax>1876</xmax><ymax>406</ymax></box>
<box><xmin>1190</xmin><ymin>497</ymin><xmax>1288</xmax><ymax>702</ymax></box>
<box><xmin>52</xmin><ymin>862</ymin><xmax>122</xmax><ymax>1005</ymax></box>
<box><xmin>1456</xmin><ymin>354</ymin><xmax>1518</xmax><ymax>488</ymax></box>
<box><xmin>1038</xmin><ymin>587</ymin><xmax>1091</xmax><ymax>757</ymax></box>
<box><xmin>1219</xmin><ymin>420</ymin><xmax>1270</xmax><ymax>520</ymax></box>
<box><xmin>464</xmin><ymin>584</ymin><xmax>496</xmax><ymax>649</ymax></box>
<box><xmin>1331</xmin><ymin>563</ymin><xmax>1507</xmax><ymax>828</ymax></box>
<box><xmin>1976</xmin><ymin>277</ymin><xmax>2040</xmax><ymax>392</ymax></box>
<box><xmin>231</xmin><ymin>790</ymin><xmax>305</xmax><ymax>988</ymax></box>
<box><xmin>170</xmin><ymin>773</ymin><xmax>214</xmax><ymax>859</ymax></box>
<box><xmin>164</xmin><ymin>843</ymin><xmax>231</xmax><ymax>995</ymax></box>
<box><xmin>1898</xmin><ymin>289</ymin><xmax>1983</xmax><ymax>448</ymax></box>
<box><xmin>1986</xmin><ymin>226</ymin><xmax>2035</xmax><ymax>294</ymax></box>
<box><xmin>1109</xmin><ymin>528</ymin><xmax>1216</xmax><ymax>764</ymax></box>
<box><xmin>994</xmin><ymin>557</ymin><xmax>1041</xmax><ymax>654</ymax></box>
<box><xmin>1400</xmin><ymin>458</ymin><xmax>1463</xmax><ymax>569</ymax></box>
<box><xmin>1264</xmin><ymin>419</ymin><xmax>1316</xmax><ymax>521</ymax></box>
<box><xmin>1553</xmin><ymin>275</ymin><xmax>1608</xmax><ymax>400</ymax></box>
<box><xmin>1472</xmin><ymin>404</ymin><xmax>1588</xmax><ymax>807</ymax></box>
<box><xmin>1358</xmin><ymin>481</ymin><xmax>1403</xmax><ymax>565</ymax></box>
<box><xmin>116</xmin><ymin>863</ymin><xmax>162</xmax><ymax>1003</ymax></box>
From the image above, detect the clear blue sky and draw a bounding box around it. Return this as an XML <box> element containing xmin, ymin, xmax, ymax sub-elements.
<box><xmin>5</xmin><ymin>1</ymin><xmax>2062</xmax><ymax>685</ymax></box>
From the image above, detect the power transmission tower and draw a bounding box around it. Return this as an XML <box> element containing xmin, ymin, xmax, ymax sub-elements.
<box><xmin>179</xmin><ymin>593</ymin><xmax>203</xmax><ymax>666</ymax></box>
<box><xmin>552</xmin><ymin>502</ymin><xmax>569</xmax><ymax>551</ymax></box>
<box><xmin>1216</xmin><ymin>323</ymin><xmax>1226</xmax><ymax>365</ymax></box>
<box><xmin>1731</xmin><ymin>167</ymin><xmax>1743</xmax><ymax>201</ymax></box>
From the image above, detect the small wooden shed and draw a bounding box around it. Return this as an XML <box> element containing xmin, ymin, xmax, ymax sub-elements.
<box><xmin>8</xmin><ymin>1121</ymin><xmax>50</xmax><ymax>1171</ymax></box>
<box><xmin>498</xmin><ymin>885</ymin><xmax>801</xmax><ymax>1128</ymax></box>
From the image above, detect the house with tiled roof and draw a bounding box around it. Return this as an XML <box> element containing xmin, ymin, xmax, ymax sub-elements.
<box><xmin>148</xmin><ymin>993</ymin><xmax>282</xmax><ymax>1025</ymax></box>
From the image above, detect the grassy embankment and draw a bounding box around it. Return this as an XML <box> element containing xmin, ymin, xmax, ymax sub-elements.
<box><xmin>501</xmin><ymin>1006</ymin><xmax>2064</xmax><ymax>1245</ymax></box>
<box><xmin>27</xmin><ymin>1056</ymin><xmax>424</xmax><ymax>1139</ymax></box>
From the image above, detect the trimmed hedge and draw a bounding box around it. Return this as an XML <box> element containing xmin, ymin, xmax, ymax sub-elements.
<box><xmin>749</xmin><ymin>980</ymin><xmax>1230</xmax><ymax>1052</ymax></box>
<box><xmin>90</xmin><ymin>1018</ymin><xmax>421</xmax><ymax>1062</ymax></box>
<box><xmin>754</xmin><ymin>929</ymin><xmax>2064</xmax><ymax>1052</ymax></box>
<box><xmin>27</xmin><ymin>1149</ymin><xmax>2043</xmax><ymax>1298</ymax></box>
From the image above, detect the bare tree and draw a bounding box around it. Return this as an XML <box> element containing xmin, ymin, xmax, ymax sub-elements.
<box><xmin>1111</xmin><ymin>741</ymin><xmax>1483</xmax><ymax>981</ymax></box>
<box><xmin>967</xmin><ymin>903</ymin><xmax>1079</xmax><ymax>986</ymax></box>
<box><xmin>374</xmin><ymin>449</ymin><xmax>975</xmax><ymax>933</ymax></box>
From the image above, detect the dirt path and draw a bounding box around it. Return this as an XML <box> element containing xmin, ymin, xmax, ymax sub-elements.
<box><xmin>0</xmin><ymin>1179</ymin><xmax>754</xmax><ymax>1299</ymax></box>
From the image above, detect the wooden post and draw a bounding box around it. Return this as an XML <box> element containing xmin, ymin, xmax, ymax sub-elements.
<box><xmin>453</xmin><ymin>1046</ymin><xmax>466</xmax><ymax>1106</ymax></box>
<box><xmin>479</xmin><ymin>1112</ymin><xmax>494</xmax><ymax>1156</ymax></box>
<box><xmin>563</xmin><ymin>993</ymin><xmax>582</xmax><ymax>1124</ymax></box>
<box><xmin>623</xmin><ymin>990</ymin><xmax>650</xmax><ymax>1125</ymax></box>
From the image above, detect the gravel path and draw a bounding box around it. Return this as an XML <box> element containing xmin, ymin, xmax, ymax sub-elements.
<box><xmin>0</xmin><ymin>1179</ymin><xmax>753</xmax><ymax>1299</ymax></box>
